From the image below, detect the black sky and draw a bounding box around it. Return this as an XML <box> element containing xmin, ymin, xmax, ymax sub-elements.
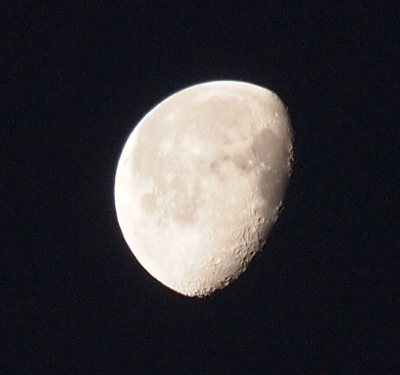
<box><xmin>2</xmin><ymin>2</ymin><xmax>398</xmax><ymax>374</ymax></box>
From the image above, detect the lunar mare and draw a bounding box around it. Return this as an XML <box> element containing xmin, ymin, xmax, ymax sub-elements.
<box><xmin>114</xmin><ymin>80</ymin><xmax>293</xmax><ymax>297</ymax></box>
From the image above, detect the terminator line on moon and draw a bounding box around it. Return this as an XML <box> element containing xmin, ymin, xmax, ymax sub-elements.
<box><xmin>114</xmin><ymin>80</ymin><xmax>293</xmax><ymax>297</ymax></box>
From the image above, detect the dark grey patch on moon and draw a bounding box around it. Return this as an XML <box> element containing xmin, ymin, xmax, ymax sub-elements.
<box><xmin>169</xmin><ymin>183</ymin><xmax>204</xmax><ymax>226</ymax></box>
<box><xmin>141</xmin><ymin>192</ymin><xmax>158</xmax><ymax>214</ymax></box>
<box><xmin>139</xmin><ymin>172</ymin><xmax>205</xmax><ymax>227</ymax></box>
<box><xmin>252</xmin><ymin>128</ymin><xmax>291</xmax><ymax>204</ymax></box>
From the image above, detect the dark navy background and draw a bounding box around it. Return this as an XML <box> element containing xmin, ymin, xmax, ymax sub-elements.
<box><xmin>2</xmin><ymin>2</ymin><xmax>397</xmax><ymax>373</ymax></box>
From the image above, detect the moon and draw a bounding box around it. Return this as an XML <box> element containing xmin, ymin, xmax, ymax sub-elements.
<box><xmin>114</xmin><ymin>80</ymin><xmax>293</xmax><ymax>297</ymax></box>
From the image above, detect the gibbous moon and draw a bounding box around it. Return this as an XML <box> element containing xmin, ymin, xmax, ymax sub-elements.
<box><xmin>115</xmin><ymin>80</ymin><xmax>293</xmax><ymax>297</ymax></box>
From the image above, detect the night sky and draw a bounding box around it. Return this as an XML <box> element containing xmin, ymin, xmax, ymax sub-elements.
<box><xmin>3</xmin><ymin>2</ymin><xmax>398</xmax><ymax>374</ymax></box>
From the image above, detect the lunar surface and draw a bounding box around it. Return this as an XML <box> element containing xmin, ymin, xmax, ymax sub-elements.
<box><xmin>114</xmin><ymin>80</ymin><xmax>293</xmax><ymax>297</ymax></box>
